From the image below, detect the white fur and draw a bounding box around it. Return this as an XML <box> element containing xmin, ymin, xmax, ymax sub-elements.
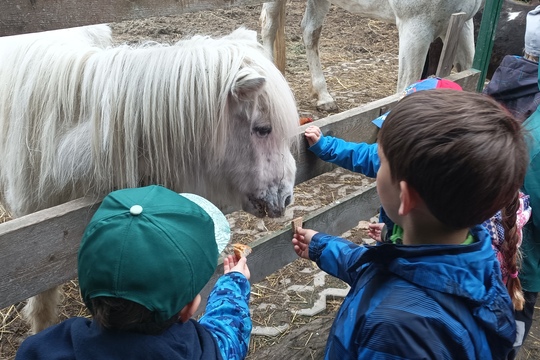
<box><xmin>260</xmin><ymin>0</ymin><xmax>484</xmax><ymax>111</ymax></box>
<box><xmin>0</xmin><ymin>25</ymin><xmax>298</xmax><ymax>333</ymax></box>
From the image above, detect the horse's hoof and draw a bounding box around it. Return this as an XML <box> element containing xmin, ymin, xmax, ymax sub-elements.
<box><xmin>316</xmin><ymin>101</ymin><xmax>339</xmax><ymax>113</ymax></box>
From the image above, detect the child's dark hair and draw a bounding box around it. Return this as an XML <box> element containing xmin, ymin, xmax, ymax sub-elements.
<box><xmin>89</xmin><ymin>297</ymin><xmax>178</xmax><ymax>335</ymax></box>
<box><xmin>500</xmin><ymin>192</ymin><xmax>525</xmax><ymax>310</ymax></box>
<box><xmin>378</xmin><ymin>90</ymin><xmax>528</xmax><ymax>229</ymax></box>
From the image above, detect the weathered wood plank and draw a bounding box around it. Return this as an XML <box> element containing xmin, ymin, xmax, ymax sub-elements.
<box><xmin>436</xmin><ymin>12</ymin><xmax>468</xmax><ymax>78</ymax></box>
<box><xmin>0</xmin><ymin>198</ymin><xmax>100</xmax><ymax>309</ymax></box>
<box><xmin>0</xmin><ymin>0</ymin><xmax>273</xmax><ymax>37</ymax></box>
<box><xmin>447</xmin><ymin>68</ymin><xmax>481</xmax><ymax>92</ymax></box>
<box><xmin>294</xmin><ymin>94</ymin><xmax>397</xmax><ymax>185</ymax></box>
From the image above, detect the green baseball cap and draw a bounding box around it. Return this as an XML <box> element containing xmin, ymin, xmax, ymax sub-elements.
<box><xmin>78</xmin><ymin>185</ymin><xmax>231</xmax><ymax>322</ymax></box>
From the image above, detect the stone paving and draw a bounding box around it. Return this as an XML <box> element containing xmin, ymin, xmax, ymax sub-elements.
<box><xmin>252</xmin><ymin>269</ymin><xmax>351</xmax><ymax>337</ymax></box>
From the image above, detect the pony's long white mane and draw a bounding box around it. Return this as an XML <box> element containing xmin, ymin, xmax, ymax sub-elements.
<box><xmin>0</xmin><ymin>26</ymin><xmax>298</xmax><ymax>216</ymax></box>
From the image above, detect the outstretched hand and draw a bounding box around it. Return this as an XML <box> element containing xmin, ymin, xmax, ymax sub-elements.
<box><xmin>224</xmin><ymin>255</ymin><xmax>250</xmax><ymax>280</ymax></box>
<box><xmin>368</xmin><ymin>223</ymin><xmax>386</xmax><ymax>242</ymax></box>
<box><xmin>292</xmin><ymin>227</ymin><xmax>318</xmax><ymax>259</ymax></box>
<box><xmin>304</xmin><ymin>125</ymin><xmax>322</xmax><ymax>147</ymax></box>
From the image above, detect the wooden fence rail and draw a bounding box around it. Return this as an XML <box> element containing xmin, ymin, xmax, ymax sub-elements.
<box><xmin>0</xmin><ymin>68</ymin><xmax>480</xmax><ymax>310</ymax></box>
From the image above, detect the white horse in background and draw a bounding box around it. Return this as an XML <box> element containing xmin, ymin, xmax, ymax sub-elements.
<box><xmin>0</xmin><ymin>25</ymin><xmax>299</xmax><ymax>333</ymax></box>
<box><xmin>260</xmin><ymin>0</ymin><xmax>484</xmax><ymax>111</ymax></box>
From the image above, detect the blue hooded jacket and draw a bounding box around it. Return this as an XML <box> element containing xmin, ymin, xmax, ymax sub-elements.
<box><xmin>310</xmin><ymin>225</ymin><xmax>516</xmax><ymax>359</ymax></box>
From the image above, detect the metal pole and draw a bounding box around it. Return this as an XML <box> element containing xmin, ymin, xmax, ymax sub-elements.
<box><xmin>472</xmin><ymin>0</ymin><xmax>505</xmax><ymax>92</ymax></box>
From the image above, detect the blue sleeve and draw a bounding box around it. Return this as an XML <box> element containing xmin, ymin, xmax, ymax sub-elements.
<box><xmin>309</xmin><ymin>233</ymin><xmax>368</xmax><ymax>285</ymax></box>
<box><xmin>199</xmin><ymin>272</ymin><xmax>251</xmax><ymax>360</ymax></box>
<box><xmin>309</xmin><ymin>135</ymin><xmax>380</xmax><ymax>178</ymax></box>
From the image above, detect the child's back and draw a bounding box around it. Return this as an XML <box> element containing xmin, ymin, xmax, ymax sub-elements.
<box><xmin>292</xmin><ymin>90</ymin><xmax>527</xmax><ymax>359</ymax></box>
<box><xmin>16</xmin><ymin>185</ymin><xmax>252</xmax><ymax>360</ymax></box>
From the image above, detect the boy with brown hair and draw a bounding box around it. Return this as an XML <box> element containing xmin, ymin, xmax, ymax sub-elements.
<box><xmin>293</xmin><ymin>90</ymin><xmax>527</xmax><ymax>359</ymax></box>
<box><xmin>16</xmin><ymin>185</ymin><xmax>251</xmax><ymax>360</ymax></box>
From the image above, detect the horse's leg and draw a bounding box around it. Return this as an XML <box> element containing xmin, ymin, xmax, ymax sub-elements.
<box><xmin>260</xmin><ymin>1</ymin><xmax>285</xmax><ymax>62</ymax></box>
<box><xmin>22</xmin><ymin>286</ymin><xmax>63</xmax><ymax>334</ymax></box>
<box><xmin>395</xmin><ymin>19</ymin><xmax>434</xmax><ymax>92</ymax></box>
<box><xmin>260</xmin><ymin>0</ymin><xmax>287</xmax><ymax>73</ymax></box>
<box><xmin>452</xmin><ymin>18</ymin><xmax>475</xmax><ymax>73</ymax></box>
<box><xmin>301</xmin><ymin>0</ymin><xmax>338</xmax><ymax>112</ymax></box>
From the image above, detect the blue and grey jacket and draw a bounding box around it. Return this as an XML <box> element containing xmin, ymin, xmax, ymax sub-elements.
<box><xmin>310</xmin><ymin>225</ymin><xmax>516</xmax><ymax>360</ymax></box>
<box><xmin>16</xmin><ymin>272</ymin><xmax>251</xmax><ymax>360</ymax></box>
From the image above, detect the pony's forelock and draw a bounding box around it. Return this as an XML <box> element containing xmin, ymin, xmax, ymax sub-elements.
<box><xmin>86</xmin><ymin>37</ymin><xmax>248</xmax><ymax>192</ymax></box>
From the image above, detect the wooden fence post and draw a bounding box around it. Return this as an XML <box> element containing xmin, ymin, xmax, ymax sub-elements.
<box><xmin>436</xmin><ymin>12</ymin><xmax>468</xmax><ymax>78</ymax></box>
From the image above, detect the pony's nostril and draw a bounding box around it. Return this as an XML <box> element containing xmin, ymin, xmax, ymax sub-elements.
<box><xmin>284</xmin><ymin>195</ymin><xmax>292</xmax><ymax>207</ymax></box>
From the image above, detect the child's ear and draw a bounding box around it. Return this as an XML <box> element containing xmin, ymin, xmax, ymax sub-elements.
<box><xmin>398</xmin><ymin>181</ymin><xmax>419</xmax><ymax>216</ymax></box>
<box><xmin>178</xmin><ymin>294</ymin><xmax>201</xmax><ymax>323</ymax></box>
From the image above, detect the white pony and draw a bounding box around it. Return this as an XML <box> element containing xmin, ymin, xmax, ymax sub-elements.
<box><xmin>260</xmin><ymin>0</ymin><xmax>485</xmax><ymax>111</ymax></box>
<box><xmin>0</xmin><ymin>25</ymin><xmax>299</xmax><ymax>333</ymax></box>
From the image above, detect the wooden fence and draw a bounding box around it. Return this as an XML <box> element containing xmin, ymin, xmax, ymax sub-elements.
<box><xmin>0</xmin><ymin>0</ymin><xmax>484</xmax><ymax>313</ymax></box>
<box><xmin>0</xmin><ymin>69</ymin><xmax>479</xmax><ymax>310</ymax></box>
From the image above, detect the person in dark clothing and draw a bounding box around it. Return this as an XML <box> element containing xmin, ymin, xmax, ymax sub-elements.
<box><xmin>16</xmin><ymin>185</ymin><xmax>251</xmax><ymax>360</ymax></box>
<box><xmin>483</xmin><ymin>6</ymin><xmax>540</xmax><ymax>123</ymax></box>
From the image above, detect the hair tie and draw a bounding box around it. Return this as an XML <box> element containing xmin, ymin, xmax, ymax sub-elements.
<box><xmin>510</xmin><ymin>271</ymin><xmax>519</xmax><ymax>279</ymax></box>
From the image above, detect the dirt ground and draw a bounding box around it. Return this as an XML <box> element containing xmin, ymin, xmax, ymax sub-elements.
<box><xmin>1</xmin><ymin>0</ymin><xmax>540</xmax><ymax>359</ymax></box>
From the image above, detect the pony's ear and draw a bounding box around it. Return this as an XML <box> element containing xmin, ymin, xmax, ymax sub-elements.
<box><xmin>231</xmin><ymin>68</ymin><xmax>266</xmax><ymax>101</ymax></box>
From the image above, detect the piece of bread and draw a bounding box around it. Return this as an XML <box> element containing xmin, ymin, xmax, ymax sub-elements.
<box><xmin>299</xmin><ymin>117</ymin><xmax>313</xmax><ymax>125</ymax></box>
<box><xmin>291</xmin><ymin>217</ymin><xmax>303</xmax><ymax>234</ymax></box>
<box><xmin>232</xmin><ymin>243</ymin><xmax>252</xmax><ymax>259</ymax></box>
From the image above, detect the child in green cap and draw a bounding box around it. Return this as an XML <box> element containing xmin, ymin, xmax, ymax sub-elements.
<box><xmin>16</xmin><ymin>185</ymin><xmax>251</xmax><ymax>360</ymax></box>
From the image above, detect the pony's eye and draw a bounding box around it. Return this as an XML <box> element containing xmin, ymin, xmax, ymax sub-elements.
<box><xmin>253</xmin><ymin>125</ymin><xmax>272</xmax><ymax>138</ymax></box>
